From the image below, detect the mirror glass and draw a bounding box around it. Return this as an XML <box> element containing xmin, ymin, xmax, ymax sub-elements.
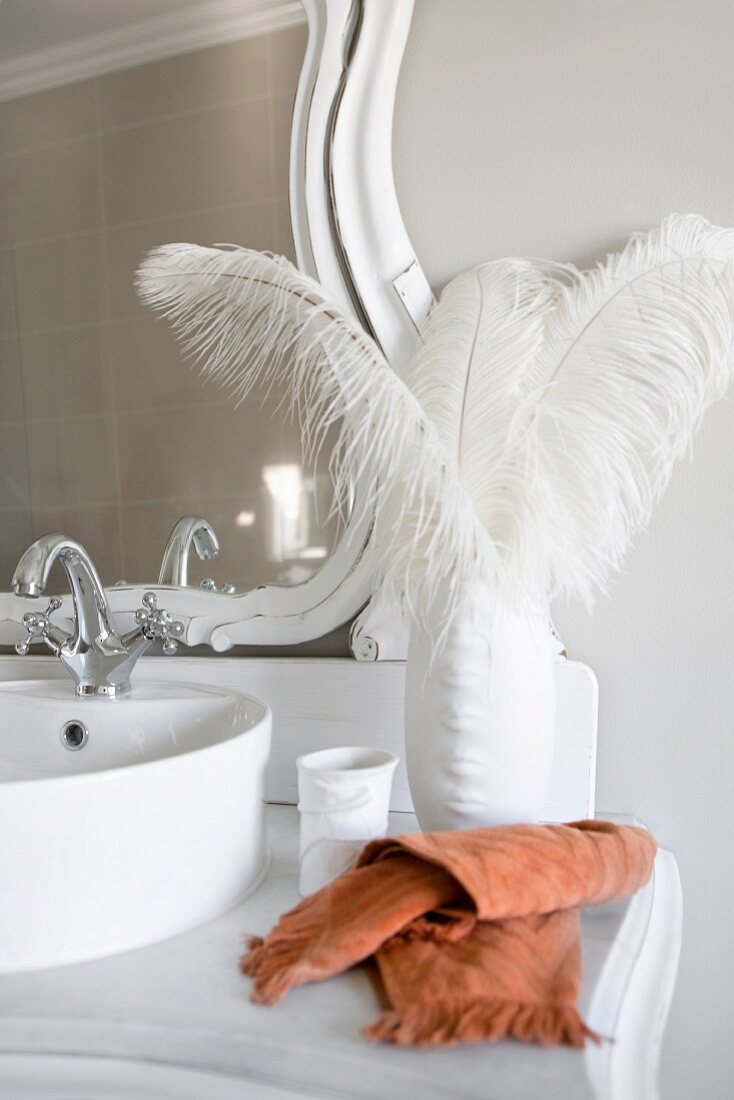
<box><xmin>0</xmin><ymin>3</ymin><xmax>341</xmax><ymax>594</ymax></box>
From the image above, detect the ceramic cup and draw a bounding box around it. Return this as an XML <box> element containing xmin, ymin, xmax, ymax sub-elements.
<box><xmin>296</xmin><ymin>746</ymin><xmax>399</xmax><ymax>896</ymax></box>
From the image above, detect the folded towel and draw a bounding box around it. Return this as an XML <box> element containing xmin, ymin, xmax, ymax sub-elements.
<box><xmin>241</xmin><ymin>819</ymin><xmax>656</xmax><ymax>1049</ymax></box>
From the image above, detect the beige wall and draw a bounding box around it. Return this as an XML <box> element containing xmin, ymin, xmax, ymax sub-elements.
<box><xmin>394</xmin><ymin>2</ymin><xmax>733</xmax><ymax>1096</ymax></box>
<box><xmin>0</xmin><ymin>25</ymin><xmax>325</xmax><ymax>594</ymax></box>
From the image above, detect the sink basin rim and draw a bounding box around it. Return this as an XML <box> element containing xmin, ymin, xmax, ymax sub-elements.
<box><xmin>0</xmin><ymin>678</ymin><xmax>271</xmax><ymax>790</ymax></box>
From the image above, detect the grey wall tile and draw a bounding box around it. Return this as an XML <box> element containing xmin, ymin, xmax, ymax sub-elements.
<box><xmin>97</xmin><ymin>37</ymin><xmax>269</xmax><ymax>128</ymax></box>
<box><xmin>13</xmin><ymin>233</ymin><xmax>105</xmax><ymax>332</ymax></box>
<box><xmin>118</xmin><ymin>499</ymin><xmax>182</xmax><ymax>584</ymax></box>
<box><xmin>19</xmin><ymin>325</ymin><xmax>108</xmax><ymax>419</ymax></box>
<box><xmin>104</xmin><ymin>201</ymin><xmax>276</xmax><ymax>320</ymax></box>
<box><xmin>273</xmin><ymin>197</ymin><xmax>296</xmax><ymax>260</ymax></box>
<box><xmin>0</xmin><ymin>420</ymin><xmax>30</xmax><ymax>509</ymax></box>
<box><xmin>236</xmin><ymin>197</ymin><xmax>279</xmax><ymax>251</ymax></box>
<box><xmin>26</xmin><ymin>413</ymin><xmax>118</xmax><ymax>510</ymax></box>
<box><xmin>0</xmin><ymin>81</ymin><xmax>96</xmax><ymax>156</ymax></box>
<box><xmin>269</xmin><ymin>24</ymin><xmax>307</xmax><ymax>93</ymax></box>
<box><xmin>107</xmin><ymin>314</ymin><xmax>212</xmax><ymax>411</ymax></box>
<box><xmin>0</xmin><ymin>335</ymin><xmax>24</xmax><ymax>422</ymax></box>
<box><xmin>116</xmin><ymin>401</ymin><xmax>286</xmax><ymax>504</ymax></box>
<box><xmin>0</xmin><ymin>138</ymin><xmax>100</xmax><ymax>243</ymax></box>
<box><xmin>31</xmin><ymin>504</ymin><xmax>122</xmax><ymax>586</ymax></box>
<box><xmin>101</xmin><ymin>100</ymin><xmax>272</xmax><ymax>225</ymax></box>
<box><xmin>0</xmin><ymin>508</ymin><xmax>33</xmax><ymax>589</ymax></box>
<box><xmin>270</xmin><ymin>92</ymin><xmax>294</xmax><ymax>197</ymax></box>
<box><xmin>0</xmin><ymin>249</ymin><xmax>17</xmax><ymax>333</ymax></box>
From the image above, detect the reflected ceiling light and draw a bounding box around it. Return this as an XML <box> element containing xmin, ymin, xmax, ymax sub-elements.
<box><xmin>262</xmin><ymin>463</ymin><xmax>310</xmax><ymax>562</ymax></box>
<box><xmin>299</xmin><ymin>546</ymin><xmax>328</xmax><ymax>560</ymax></box>
<box><xmin>235</xmin><ymin>510</ymin><xmax>256</xmax><ymax>527</ymax></box>
<box><xmin>262</xmin><ymin>464</ymin><xmax>303</xmax><ymax>521</ymax></box>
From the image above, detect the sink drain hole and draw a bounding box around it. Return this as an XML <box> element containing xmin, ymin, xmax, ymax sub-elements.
<box><xmin>60</xmin><ymin>720</ymin><xmax>89</xmax><ymax>751</ymax></box>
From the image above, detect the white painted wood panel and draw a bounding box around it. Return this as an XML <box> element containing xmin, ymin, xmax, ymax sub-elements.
<box><xmin>0</xmin><ymin>654</ymin><xmax>597</xmax><ymax>821</ymax></box>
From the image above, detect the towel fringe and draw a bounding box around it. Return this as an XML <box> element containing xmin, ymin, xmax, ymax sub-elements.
<box><xmin>362</xmin><ymin>998</ymin><xmax>602</xmax><ymax>1049</ymax></box>
<box><xmin>240</xmin><ymin>896</ymin><xmax>327</xmax><ymax>1005</ymax></box>
<box><xmin>240</xmin><ymin>931</ymin><xmax>311</xmax><ymax>1004</ymax></box>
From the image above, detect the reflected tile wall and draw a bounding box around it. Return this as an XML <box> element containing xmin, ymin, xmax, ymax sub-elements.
<box><xmin>120</xmin><ymin>494</ymin><xmax>266</xmax><ymax>591</ymax></box>
<box><xmin>0</xmin><ymin>25</ymin><xmax>318</xmax><ymax>591</ymax></box>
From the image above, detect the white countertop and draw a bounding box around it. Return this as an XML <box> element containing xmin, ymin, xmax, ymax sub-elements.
<box><xmin>0</xmin><ymin>805</ymin><xmax>681</xmax><ymax>1100</ymax></box>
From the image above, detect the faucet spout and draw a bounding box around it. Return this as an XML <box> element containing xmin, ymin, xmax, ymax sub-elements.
<box><xmin>158</xmin><ymin>516</ymin><xmax>219</xmax><ymax>586</ymax></box>
<box><xmin>12</xmin><ymin>535</ymin><xmax>187</xmax><ymax>698</ymax></box>
<box><xmin>12</xmin><ymin>534</ymin><xmax>120</xmax><ymax>652</ymax></box>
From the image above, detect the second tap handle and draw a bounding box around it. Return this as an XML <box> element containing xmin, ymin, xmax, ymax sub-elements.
<box><xmin>134</xmin><ymin>592</ymin><xmax>185</xmax><ymax>654</ymax></box>
<box><xmin>15</xmin><ymin>595</ymin><xmax>63</xmax><ymax>655</ymax></box>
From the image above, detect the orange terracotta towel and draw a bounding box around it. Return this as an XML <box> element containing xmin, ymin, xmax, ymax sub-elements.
<box><xmin>241</xmin><ymin>819</ymin><xmax>656</xmax><ymax>1049</ymax></box>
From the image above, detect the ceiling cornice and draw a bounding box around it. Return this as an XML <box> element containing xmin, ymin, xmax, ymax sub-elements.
<box><xmin>0</xmin><ymin>0</ymin><xmax>306</xmax><ymax>103</ymax></box>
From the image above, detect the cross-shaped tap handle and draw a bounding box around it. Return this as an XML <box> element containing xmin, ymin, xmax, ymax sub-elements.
<box><xmin>15</xmin><ymin>595</ymin><xmax>63</xmax><ymax>655</ymax></box>
<box><xmin>134</xmin><ymin>592</ymin><xmax>185</xmax><ymax>655</ymax></box>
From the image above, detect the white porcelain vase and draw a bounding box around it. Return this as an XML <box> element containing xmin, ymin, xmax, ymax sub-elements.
<box><xmin>405</xmin><ymin>593</ymin><xmax>556</xmax><ymax>832</ymax></box>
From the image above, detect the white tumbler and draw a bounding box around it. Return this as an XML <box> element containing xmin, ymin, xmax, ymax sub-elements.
<box><xmin>296</xmin><ymin>746</ymin><xmax>399</xmax><ymax>896</ymax></box>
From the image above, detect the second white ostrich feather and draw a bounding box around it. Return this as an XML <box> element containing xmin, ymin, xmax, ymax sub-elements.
<box><xmin>408</xmin><ymin>214</ymin><xmax>734</xmax><ymax>607</ymax></box>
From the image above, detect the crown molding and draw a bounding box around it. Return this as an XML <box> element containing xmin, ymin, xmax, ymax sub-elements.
<box><xmin>0</xmin><ymin>0</ymin><xmax>306</xmax><ymax>103</ymax></box>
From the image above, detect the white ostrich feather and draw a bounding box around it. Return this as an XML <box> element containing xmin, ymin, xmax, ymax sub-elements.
<box><xmin>405</xmin><ymin>259</ymin><xmax>556</xmax><ymax>577</ymax></box>
<box><xmin>477</xmin><ymin>214</ymin><xmax>734</xmax><ymax>606</ymax></box>
<box><xmin>400</xmin><ymin>214</ymin><xmax>734</xmax><ymax>609</ymax></box>
<box><xmin>135</xmin><ymin>244</ymin><xmax>501</xmax><ymax>634</ymax></box>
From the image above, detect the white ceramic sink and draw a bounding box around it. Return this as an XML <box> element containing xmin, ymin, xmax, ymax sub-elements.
<box><xmin>0</xmin><ymin>678</ymin><xmax>271</xmax><ymax>973</ymax></box>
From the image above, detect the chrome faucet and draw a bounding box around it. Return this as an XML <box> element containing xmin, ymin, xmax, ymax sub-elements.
<box><xmin>158</xmin><ymin>516</ymin><xmax>219</xmax><ymax>587</ymax></box>
<box><xmin>12</xmin><ymin>534</ymin><xmax>184</xmax><ymax>698</ymax></box>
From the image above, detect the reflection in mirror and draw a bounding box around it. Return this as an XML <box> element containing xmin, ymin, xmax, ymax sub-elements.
<box><xmin>157</xmin><ymin>516</ymin><xmax>220</xmax><ymax>588</ymax></box>
<box><xmin>0</xmin><ymin>7</ymin><xmax>342</xmax><ymax>595</ymax></box>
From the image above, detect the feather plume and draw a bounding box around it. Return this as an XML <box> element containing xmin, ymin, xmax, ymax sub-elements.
<box><xmin>507</xmin><ymin>214</ymin><xmax>734</xmax><ymax>605</ymax></box>
<box><xmin>407</xmin><ymin>215</ymin><xmax>734</xmax><ymax>607</ymax></box>
<box><xmin>135</xmin><ymin>245</ymin><xmax>500</xmax><ymax>635</ymax></box>
<box><xmin>137</xmin><ymin>214</ymin><xmax>734</xmax><ymax>628</ymax></box>
<box><xmin>404</xmin><ymin>259</ymin><xmax>556</xmax><ymax>583</ymax></box>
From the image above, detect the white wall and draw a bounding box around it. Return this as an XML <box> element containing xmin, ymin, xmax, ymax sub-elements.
<box><xmin>394</xmin><ymin>2</ymin><xmax>734</xmax><ymax>1097</ymax></box>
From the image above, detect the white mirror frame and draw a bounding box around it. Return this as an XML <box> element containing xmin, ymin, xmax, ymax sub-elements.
<box><xmin>0</xmin><ymin>0</ymin><xmax>432</xmax><ymax>656</ymax></box>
